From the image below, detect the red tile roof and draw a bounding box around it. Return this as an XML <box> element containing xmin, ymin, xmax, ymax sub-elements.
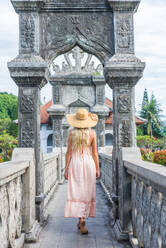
<box><xmin>40</xmin><ymin>100</ymin><xmax>52</xmax><ymax>124</ymax></box>
<box><xmin>105</xmin><ymin>97</ymin><xmax>113</xmax><ymax>109</ymax></box>
<box><xmin>40</xmin><ymin>98</ymin><xmax>145</xmax><ymax>126</ymax></box>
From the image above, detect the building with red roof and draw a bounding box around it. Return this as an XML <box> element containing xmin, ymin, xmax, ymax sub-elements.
<box><xmin>40</xmin><ymin>98</ymin><xmax>145</xmax><ymax>153</ymax></box>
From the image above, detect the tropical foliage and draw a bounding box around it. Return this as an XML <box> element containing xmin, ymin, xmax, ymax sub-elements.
<box><xmin>139</xmin><ymin>89</ymin><xmax>163</xmax><ymax>137</ymax></box>
<box><xmin>140</xmin><ymin>148</ymin><xmax>166</xmax><ymax>166</ymax></box>
<box><xmin>0</xmin><ymin>93</ymin><xmax>18</xmax><ymax>162</ymax></box>
<box><xmin>153</xmin><ymin>150</ymin><xmax>166</xmax><ymax>166</ymax></box>
<box><xmin>0</xmin><ymin>133</ymin><xmax>18</xmax><ymax>162</ymax></box>
<box><xmin>137</xmin><ymin>135</ymin><xmax>164</xmax><ymax>150</ymax></box>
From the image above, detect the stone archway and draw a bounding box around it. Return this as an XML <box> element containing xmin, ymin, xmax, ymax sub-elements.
<box><xmin>8</xmin><ymin>0</ymin><xmax>145</xmax><ymax>223</ymax></box>
<box><xmin>47</xmin><ymin>45</ymin><xmax>109</xmax><ymax>148</ymax></box>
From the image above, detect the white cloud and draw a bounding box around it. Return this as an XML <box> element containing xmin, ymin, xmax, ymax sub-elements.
<box><xmin>134</xmin><ymin>0</ymin><xmax>166</xmax><ymax>118</ymax></box>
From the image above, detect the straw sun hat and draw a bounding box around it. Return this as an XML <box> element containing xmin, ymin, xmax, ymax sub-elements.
<box><xmin>66</xmin><ymin>108</ymin><xmax>98</xmax><ymax>128</ymax></box>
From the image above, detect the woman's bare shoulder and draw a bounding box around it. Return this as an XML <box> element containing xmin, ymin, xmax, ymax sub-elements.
<box><xmin>89</xmin><ymin>129</ymin><xmax>96</xmax><ymax>138</ymax></box>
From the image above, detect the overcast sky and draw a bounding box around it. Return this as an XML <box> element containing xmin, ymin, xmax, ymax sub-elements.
<box><xmin>0</xmin><ymin>0</ymin><xmax>166</xmax><ymax>119</ymax></box>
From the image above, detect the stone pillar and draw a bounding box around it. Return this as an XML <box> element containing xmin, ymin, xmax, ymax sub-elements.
<box><xmin>48</xmin><ymin>79</ymin><xmax>66</xmax><ymax>148</ymax></box>
<box><xmin>50</xmin><ymin>80</ymin><xmax>64</xmax><ymax>105</ymax></box>
<box><xmin>52</xmin><ymin>116</ymin><xmax>64</xmax><ymax>148</ymax></box>
<box><xmin>8</xmin><ymin>0</ymin><xmax>47</xmax><ymax>223</ymax></box>
<box><xmin>47</xmin><ymin>107</ymin><xmax>65</xmax><ymax>183</ymax></box>
<box><xmin>92</xmin><ymin>76</ymin><xmax>109</xmax><ymax>147</ymax></box>
<box><xmin>8</xmin><ymin>57</ymin><xmax>47</xmax><ymax>222</ymax></box>
<box><xmin>96</xmin><ymin>116</ymin><xmax>106</xmax><ymax>147</ymax></box>
<box><xmin>104</xmin><ymin>0</ymin><xmax>145</xmax><ymax>239</ymax></box>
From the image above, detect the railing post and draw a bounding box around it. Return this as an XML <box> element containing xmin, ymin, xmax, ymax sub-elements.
<box><xmin>12</xmin><ymin>148</ymin><xmax>42</xmax><ymax>242</ymax></box>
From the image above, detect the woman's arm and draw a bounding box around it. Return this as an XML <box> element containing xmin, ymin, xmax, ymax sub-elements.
<box><xmin>91</xmin><ymin>131</ymin><xmax>100</xmax><ymax>178</ymax></box>
<box><xmin>64</xmin><ymin>132</ymin><xmax>72</xmax><ymax>180</ymax></box>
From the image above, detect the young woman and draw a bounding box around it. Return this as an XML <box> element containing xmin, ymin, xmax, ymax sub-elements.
<box><xmin>64</xmin><ymin>108</ymin><xmax>100</xmax><ymax>234</ymax></box>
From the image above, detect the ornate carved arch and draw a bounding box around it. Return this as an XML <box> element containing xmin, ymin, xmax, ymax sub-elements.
<box><xmin>40</xmin><ymin>12</ymin><xmax>114</xmax><ymax>65</ymax></box>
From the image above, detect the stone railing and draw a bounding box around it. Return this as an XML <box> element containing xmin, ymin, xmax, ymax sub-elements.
<box><xmin>43</xmin><ymin>150</ymin><xmax>61</xmax><ymax>208</ymax></box>
<box><xmin>99</xmin><ymin>152</ymin><xmax>113</xmax><ymax>194</ymax></box>
<box><xmin>122</xmin><ymin>148</ymin><xmax>166</xmax><ymax>248</ymax></box>
<box><xmin>0</xmin><ymin>148</ymin><xmax>40</xmax><ymax>248</ymax></box>
<box><xmin>99</xmin><ymin>147</ymin><xmax>166</xmax><ymax>247</ymax></box>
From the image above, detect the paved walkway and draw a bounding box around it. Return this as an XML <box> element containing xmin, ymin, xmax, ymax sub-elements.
<box><xmin>25</xmin><ymin>182</ymin><xmax>131</xmax><ymax>248</ymax></box>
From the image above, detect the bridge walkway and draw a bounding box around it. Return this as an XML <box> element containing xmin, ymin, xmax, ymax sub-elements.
<box><xmin>24</xmin><ymin>182</ymin><xmax>131</xmax><ymax>248</ymax></box>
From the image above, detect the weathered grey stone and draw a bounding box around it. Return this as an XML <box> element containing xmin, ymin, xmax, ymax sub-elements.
<box><xmin>12</xmin><ymin>148</ymin><xmax>42</xmax><ymax>243</ymax></box>
<box><xmin>121</xmin><ymin>148</ymin><xmax>166</xmax><ymax>247</ymax></box>
<box><xmin>7</xmin><ymin>0</ymin><xmax>147</xmax><ymax>246</ymax></box>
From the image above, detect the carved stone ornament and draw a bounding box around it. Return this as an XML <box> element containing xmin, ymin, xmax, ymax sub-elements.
<box><xmin>97</xmin><ymin>87</ymin><xmax>104</xmax><ymax>105</ymax></box>
<box><xmin>50</xmin><ymin>46</ymin><xmax>103</xmax><ymax>76</ymax></box>
<box><xmin>160</xmin><ymin>197</ymin><xmax>166</xmax><ymax>247</ymax></box>
<box><xmin>20</xmin><ymin>14</ymin><xmax>35</xmax><ymax>50</ymax></box>
<box><xmin>20</xmin><ymin>90</ymin><xmax>34</xmax><ymax>113</ymax></box>
<box><xmin>117</xmin><ymin>20</ymin><xmax>130</xmax><ymax>49</ymax></box>
<box><xmin>150</xmin><ymin>190</ymin><xmax>161</xmax><ymax>247</ymax></box>
<box><xmin>22</xmin><ymin>120</ymin><xmax>34</xmax><ymax>147</ymax></box>
<box><xmin>53</xmin><ymin>85</ymin><xmax>60</xmax><ymax>104</ymax></box>
<box><xmin>0</xmin><ymin>185</ymin><xmax>9</xmax><ymax>247</ymax></box>
<box><xmin>41</xmin><ymin>13</ymin><xmax>113</xmax><ymax>63</ymax></box>
<box><xmin>53</xmin><ymin>119</ymin><xmax>62</xmax><ymax>147</ymax></box>
<box><xmin>118</xmin><ymin>94</ymin><xmax>131</xmax><ymax>113</ymax></box>
<box><xmin>119</xmin><ymin>120</ymin><xmax>131</xmax><ymax>147</ymax></box>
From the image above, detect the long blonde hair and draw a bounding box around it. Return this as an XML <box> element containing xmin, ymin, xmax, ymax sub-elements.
<box><xmin>70</xmin><ymin>127</ymin><xmax>90</xmax><ymax>151</ymax></box>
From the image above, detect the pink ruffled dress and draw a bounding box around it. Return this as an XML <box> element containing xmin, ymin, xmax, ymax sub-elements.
<box><xmin>64</xmin><ymin>129</ymin><xmax>97</xmax><ymax>218</ymax></box>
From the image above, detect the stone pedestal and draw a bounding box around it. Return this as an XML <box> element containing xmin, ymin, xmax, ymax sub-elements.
<box><xmin>105</xmin><ymin>0</ymin><xmax>145</xmax><ymax>239</ymax></box>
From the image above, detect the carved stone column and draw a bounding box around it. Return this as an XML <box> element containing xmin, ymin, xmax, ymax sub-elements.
<box><xmin>47</xmin><ymin>107</ymin><xmax>65</xmax><ymax>183</ymax></box>
<box><xmin>105</xmin><ymin>0</ymin><xmax>145</xmax><ymax>239</ymax></box>
<box><xmin>8</xmin><ymin>0</ymin><xmax>47</xmax><ymax>223</ymax></box>
<box><xmin>8</xmin><ymin>56</ymin><xmax>47</xmax><ymax>223</ymax></box>
<box><xmin>96</xmin><ymin>117</ymin><xmax>106</xmax><ymax>147</ymax></box>
<box><xmin>50</xmin><ymin>80</ymin><xmax>64</xmax><ymax>105</ymax></box>
<box><xmin>92</xmin><ymin>76</ymin><xmax>109</xmax><ymax>147</ymax></box>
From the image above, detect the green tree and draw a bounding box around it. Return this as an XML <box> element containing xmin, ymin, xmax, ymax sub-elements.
<box><xmin>0</xmin><ymin>93</ymin><xmax>18</xmax><ymax>137</ymax></box>
<box><xmin>146</xmin><ymin>93</ymin><xmax>162</xmax><ymax>137</ymax></box>
<box><xmin>0</xmin><ymin>133</ymin><xmax>18</xmax><ymax>162</ymax></box>
<box><xmin>140</xmin><ymin>88</ymin><xmax>149</xmax><ymax>119</ymax></box>
<box><xmin>139</xmin><ymin>89</ymin><xmax>163</xmax><ymax>137</ymax></box>
<box><xmin>140</xmin><ymin>88</ymin><xmax>149</xmax><ymax>134</ymax></box>
<box><xmin>0</xmin><ymin>92</ymin><xmax>18</xmax><ymax>120</ymax></box>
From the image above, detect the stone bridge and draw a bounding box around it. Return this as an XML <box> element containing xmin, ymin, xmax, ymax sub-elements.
<box><xmin>1</xmin><ymin>0</ymin><xmax>166</xmax><ymax>247</ymax></box>
<box><xmin>1</xmin><ymin>147</ymin><xmax>166</xmax><ymax>248</ymax></box>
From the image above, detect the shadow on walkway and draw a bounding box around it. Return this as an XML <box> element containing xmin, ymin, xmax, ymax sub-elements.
<box><xmin>24</xmin><ymin>182</ymin><xmax>131</xmax><ymax>248</ymax></box>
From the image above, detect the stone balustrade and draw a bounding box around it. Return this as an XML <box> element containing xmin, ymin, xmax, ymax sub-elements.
<box><xmin>123</xmin><ymin>148</ymin><xmax>166</xmax><ymax>248</ymax></box>
<box><xmin>0</xmin><ymin>148</ymin><xmax>63</xmax><ymax>248</ymax></box>
<box><xmin>99</xmin><ymin>152</ymin><xmax>113</xmax><ymax>194</ymax></box>
<box><xmin>43</xmin><ymin>150</ymin><xmax>61</xmax><ymax>208</ymax></box>
<box><xmin>0</xmin><ymin>148</ymin><xmax>36</xmax><ymax>248</ymax></box>
<box><xmin>99</xmin><ymin>148</ymin><xmax>166</xmax><ymax>247</ymax></box>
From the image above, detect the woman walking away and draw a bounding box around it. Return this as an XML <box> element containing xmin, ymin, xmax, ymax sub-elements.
<box><xmin>64</xmin><ymin>108</ymin><xmax>100</xmax><ymax>235</ymax></box>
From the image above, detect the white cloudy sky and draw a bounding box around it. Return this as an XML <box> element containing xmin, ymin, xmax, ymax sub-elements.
<box><xmin>0</xmin><ymin>0</ymin><xmax>166</xmax><ymax>118</ymax></box>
